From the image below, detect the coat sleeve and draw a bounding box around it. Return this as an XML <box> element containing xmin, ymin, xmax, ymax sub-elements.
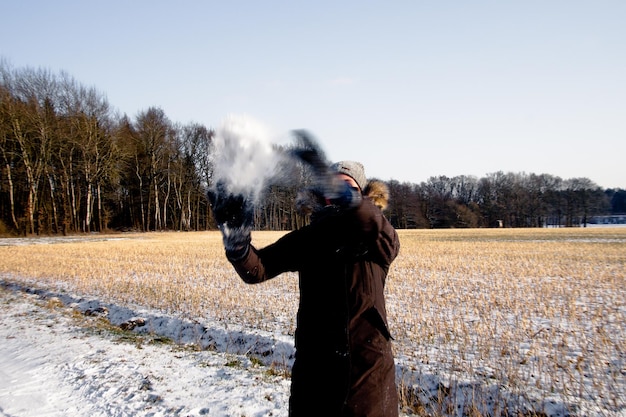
<box><xmin>226</xmin><ymin>227</ymin><xmax>307</xmax><ymax>284</ymax></box>
<box><xmin>354</xmin><ymin>197</ymin><xmax>400</xmax><ymax>266</ymax></box>
<box><xmin>227</xmin><ymin>245</ymin><xmax>271</xmax><ymax>284</ymax></box>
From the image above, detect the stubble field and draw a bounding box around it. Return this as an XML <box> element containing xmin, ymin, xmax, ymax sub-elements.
<box><xmin>1</xmin><ymin>227</ymin><xmax>624</xmax><ymax>416</ymax></box>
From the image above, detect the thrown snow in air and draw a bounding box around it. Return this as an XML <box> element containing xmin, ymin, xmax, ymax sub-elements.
<box><xmin>211</xmin><ymin>115</ymin><xmax>286</xmax><ymax>203</ymax></box>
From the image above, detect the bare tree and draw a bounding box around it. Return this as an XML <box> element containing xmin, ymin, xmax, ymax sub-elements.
<box><xmin>3</xmin><ymin>67</ymin><xmax>59</xmax><ymax>234</ymax></box>
<box><xmin>0</xmin><ymin>84</ymin><xmax>21</xmax><ymax>231</ymax></box>
<box><xmin>134</xmin><ymin>107</ymin><xmax>174</xmax><ymax>231</ymax></box>
<box><xmin>57</xmin><ymin>73</ymin><xmax>115</xmax><ymax>232</ymax></box>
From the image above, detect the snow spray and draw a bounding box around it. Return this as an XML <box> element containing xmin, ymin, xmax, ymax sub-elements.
<box><xmin>210</xmin><ymin>114</ymin><xmax>290</xmax><ymax>204</ymax></box>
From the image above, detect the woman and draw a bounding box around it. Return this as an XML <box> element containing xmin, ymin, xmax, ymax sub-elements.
<box><xmin>211</xmin><ymin>153</ymin><xmax>400</xmax><ymax>416</ymax></box>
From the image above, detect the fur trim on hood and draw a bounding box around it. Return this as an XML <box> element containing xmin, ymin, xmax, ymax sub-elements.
<box><xmin>363</xmin><ymin>180</ymin><xmax>389</xmax><ymax>210</ymax></box>
<box><xmin>295</xmin><ymin>180</ymin><xmax>390</xmax><ymax>215</ymax></box>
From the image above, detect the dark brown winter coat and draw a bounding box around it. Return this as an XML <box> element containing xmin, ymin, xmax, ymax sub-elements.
<box><xmin>228</xmin><ymin>181</ymin><xmax>400</xmax><ymax>417</ymax></box>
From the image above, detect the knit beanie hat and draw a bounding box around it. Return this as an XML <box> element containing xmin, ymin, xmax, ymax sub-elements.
<box><xmin>331</xmin><ymin>160</ymin><xmax>367</xmax><ymax>191</ymax></box>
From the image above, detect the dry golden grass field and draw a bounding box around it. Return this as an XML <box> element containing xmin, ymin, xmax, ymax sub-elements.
<box><xmin>1</xmin><ymin>227</ymin><xmax>625</xmax><ymax>416</ymax></box>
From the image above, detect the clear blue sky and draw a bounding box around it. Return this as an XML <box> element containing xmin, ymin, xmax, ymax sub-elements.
<box><xmin>2</xmin><ymin>1</ymin><xmax>625</xmax><ymax>188</ymax></box>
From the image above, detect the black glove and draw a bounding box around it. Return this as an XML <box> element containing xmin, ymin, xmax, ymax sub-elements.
<box><xmin>290</xmin><ymin>130</ymin><xmax>361</xmax><ymax>209</ymax></box>
<box><xmin>208</xmin><ymin>181</ymin><xmax>253</xmax><ymax>260</ymax></box>
<box><xmin>291</xmin><ymin>130</ymin><xmax>331</xmax><ymax>180</ymax></box>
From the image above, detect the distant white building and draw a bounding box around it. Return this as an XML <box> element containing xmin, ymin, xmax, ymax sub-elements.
<box><xmin>589</xmin><ymin>215</ymin><xmax>626</xmax><ymax>225</ymax></box>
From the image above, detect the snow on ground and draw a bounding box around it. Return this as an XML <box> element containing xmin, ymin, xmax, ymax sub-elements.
<box><xmin>2</xmin><ymin>229</ymin><xmax>625</xmax><ymax>417</ymax></box>
<box><xmin>4</xmin><ymin>280</ymin><xmax>613</xmax><ymax>417</ymax></box>
<box><xmin>0</xmin><ymin>285</ymin><xmax>292</xmax><ymax>417</ymax></box>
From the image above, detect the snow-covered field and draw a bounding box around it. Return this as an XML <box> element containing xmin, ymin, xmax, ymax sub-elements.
<box><xmin>0</xmin><ymin>284</ymin><xmax>293</xmax><ymax>417</ymax></box>
<box><xmin>1</xmin><ymin>229</ymin><xmax>625</xmax><ymax>417</ymax></box>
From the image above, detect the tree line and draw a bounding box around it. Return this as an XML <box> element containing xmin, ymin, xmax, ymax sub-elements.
<box><xmin>386</xmin><ymin>174</ymin><xmax>624</xmax><ymax>229</ymax></box>
<box><xmin>1</xmin><ymin>62</ymin><xmax>624</xmax><ymax>236</ymax></box>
